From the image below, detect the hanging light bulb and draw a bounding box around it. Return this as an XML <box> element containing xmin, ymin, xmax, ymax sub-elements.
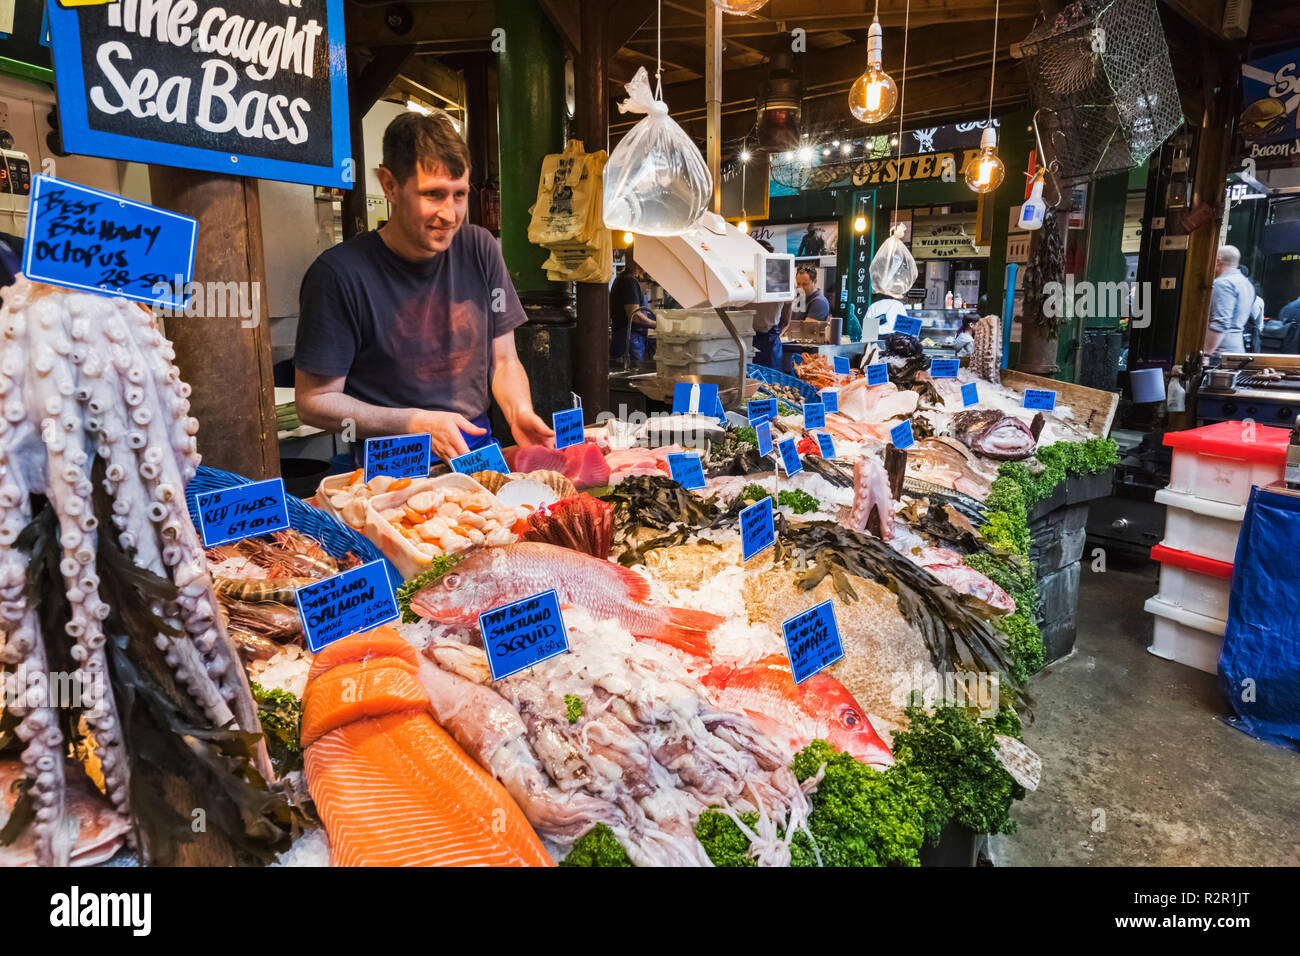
<box><xmin>739</xmin><ymin>148</ymin><xmax>752</xmax><ymax>163</ymax></box>
<box><xmin>797</xmin><ymin>144</ymin><xmax>814</xmax><ymax>163</ymax></box>
<box><xmin>854</xmin><ymin>215</ymin><xmax>867</xmax><ymax>233</ymax></box>
<box><xmin>623</xmin><ymin>232</ymin><xmax>634</xmax><ymax>245</ymax></box>
<box><xmin>738</xmin><ymin>219</ymin><xmax>750</xmax><ymax>233</ymax></box>
<box><xmin>848</xmin><ymin>19</ymin><xmax>897</xmax><ymax>124</ymax></box>
<box><xmin>965</xmin><ymin>125</ymin><xmax>1006</xmax><ymax>194</ymax></box>
<box><xmin>841</xmin><ymin>142</ymin><xmax>852</xmax><ymax>155</ymax></box>
<box><xmin>712</xmin><ymin>0</ymin><xmax>769</xmax><ymax>14</ymax></box>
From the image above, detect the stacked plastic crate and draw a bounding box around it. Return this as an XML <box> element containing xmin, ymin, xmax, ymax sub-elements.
<box><xmin>1145</xmin><ymin>421</ymin><xmax>1290</xmax><ymax>672</ymax></box>
<box><xmin>655</xmin><ymin>309</ymin><xmax>753</xmax><ymax>380</ymax></box>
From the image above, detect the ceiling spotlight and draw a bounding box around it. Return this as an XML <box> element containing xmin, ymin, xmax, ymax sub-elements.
<box><xmin>832</xmin><ymin>139</ymin><xmax>840</xmax><ymax>147</ymax></box>
<box><xmin>841</xmin><ymin>143</ymin><xmax>852</xmax><ymax>154</ymax></box>
<box><xmin>739</xmin><ymin>148</ymin><xmax>752</xmax><ymax>163</ymax></box>
<box><xmin>797</xmin><ymin>145</ymin><xmax>814</xmax><ymax>163</ymax></box>
<box><xmin>822</xmin><ymin>147</ymin><xmax>831</xmax><ymax>156</ymax></box>
<box><xmin>890</xmin><ymin>135</ymin><xmax>899</xmax><ymax>146</ymax></box>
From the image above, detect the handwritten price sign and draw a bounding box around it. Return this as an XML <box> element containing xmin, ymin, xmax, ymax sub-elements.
<box><xmin>478</xmin><ymin>590</ymin><xmax>570</xmax><ymax>680</ymax></box>
<box><xmin>24</xmin><ymin>175</ymin><xmax>196</xmax><ymax>307</ymax></box>
<box><xmin>195</xmin><ymin>478</ymin><xmax>289</xmax><ymax>547</ymax></box>
<box><xmin>295</xmin><ymin>561</ymin><xmax>399</xmax><ymax>654</ymax></box>
<box><xmin>781</xmin><ymin>600</ymin><xmax>845</xmax><ymax>684</ymax></box>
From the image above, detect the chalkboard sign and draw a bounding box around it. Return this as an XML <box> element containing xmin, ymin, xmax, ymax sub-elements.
<box><xmin>781</xmin><ymin>600</ymin><xmax>845</xmax><ymax>684</ymax></box>
<box><xmin>740</xmin><ymin>495</ymin><xmax>775</xmax><ymax>562</ymax></box>
<box><xmin>478</xmin><ymin>590</ymin><xmax>570</xmax><ymax>681</ymax></box>
<box><xmin>295</xmin><ymin>560</ymin><xmax>399</xmax><ymax>654</ymax></box>
<box><xmin>47</xmin><ymin>0</ymin><xmax>352</xmax><ymax>189</ymax></box>
<box><xmin>450</xmin><ymin>442</ymin><xmax>510</xmax><ymax>476</ymax></box>
<box><xmin>195</xmin><ymin>477</ymin><xmax>289</xmax><ymax>548</ymax></box>
<box><xmin>364</xmin><ymin>433</ymin><xmax>431</xmax><ymax>483</ymax></box>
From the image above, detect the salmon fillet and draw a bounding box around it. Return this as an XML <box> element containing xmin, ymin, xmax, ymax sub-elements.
<box><xmin>303</xmin><ymin>627</ymin><xmax>553</xmax><ymax>867</ymax></box>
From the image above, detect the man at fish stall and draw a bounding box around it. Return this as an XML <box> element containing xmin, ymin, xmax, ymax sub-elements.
<box><xmin>294</xmin><ymin>110</ymin><xmax>554</xmax><ymax>464</ymax></box>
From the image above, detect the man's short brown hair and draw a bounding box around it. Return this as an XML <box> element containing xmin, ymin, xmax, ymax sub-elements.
<box><xmin>382</xmin><ymin>110</ymin><xmax>471</xmax><ymax>183</ymax></box>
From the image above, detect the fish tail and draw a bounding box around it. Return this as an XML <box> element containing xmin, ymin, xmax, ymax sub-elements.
<box><xmin>639</xmin><ymin>607</ymin><xmax>724</xmax><ymax>657</ymax></box>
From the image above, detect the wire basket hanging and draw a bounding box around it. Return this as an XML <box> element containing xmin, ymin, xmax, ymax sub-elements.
<box><xmin>1019</xmin><ymin>0</ymin><xmax>1183</xmax><ymax>186</ymax></box>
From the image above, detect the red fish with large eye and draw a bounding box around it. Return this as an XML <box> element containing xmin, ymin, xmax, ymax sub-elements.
<box><xmin>699</xmin><ymin>654</ymin><xmax>894</xmax><ymax>768</ymax></box>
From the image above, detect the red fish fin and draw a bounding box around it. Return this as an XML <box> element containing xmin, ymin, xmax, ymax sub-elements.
<box><xmin>639</xmin><ymin>607</ymin><xmax>724</xmax><ymax>658</ymax></box>
<box><xmin>608</xmin><ymin>563</ymin><xmax>653</xmax><ymax>603</ymax></box>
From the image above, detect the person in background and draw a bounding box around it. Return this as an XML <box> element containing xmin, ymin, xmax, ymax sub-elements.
<box><xmin>610</xmin><ymin>245</ymin><xmax>657</xmax><ymax>366</ymax></box>
<box><xmin>751</xmin><ymin>239</ymin><xmax>789</xmax><ymax>369</ymax></box>
<box><xmin>950</xmin><ymin>315</ymin><xmax>977</xmax><ymax>359</ymax></box>
<box><xmin>797</xmin><ymin>223</ymin><xmax>827</xmax><ymax>257</ymax></box>
<box><xmin>294</xmin><ymin>110</ymin><xmax>553</xmax><ymax>465</ymax></box>
<box><xmin>1247</xmin><ymin>287</ymin><xmax>1264</xmax><ymax>353</ymax></box>
<box><xmin>1206</xmin><ymin>245</ymin><xmax>1255</xmax><ymax>356</ymax></box>
<box><xmin>0</xmin><ymin>234</ymin><xmax>22</xmax><ymax>288</ymax></box>
<box><xmin>793</xmin><ymin>265</ymin><xmax>831</xmax><ymax>323</ymax></box>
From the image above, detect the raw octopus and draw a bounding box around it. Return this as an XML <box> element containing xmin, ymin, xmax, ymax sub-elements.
<box><xmin>914</xmin><ymin>548</ymin><xmax>1015</xmax><ymax>614</ymax></box>
<box><xmin>845</xmin><ymin>456</ymin><xmax>894</xmax><ymax>541</ymax></box>
<box><xmin>969</xmin><ymin>315</ymin><xmax>1001</xmax><ymax>384</ymax></box>
<box><xmin>410</xmin><ymin>541</ymin><xmax>723</xmax><ymax>657</ymax></box>
<box><xmin>0</xmin><ymin>278</ymin><xmax>269</xmax><ymax>865</ymax></box>
<box><xmin>950</xmin><ymin>409</ymin><xmax>1038</xmax><ymax>461</ymax></box>
<box><xmin>415</xmin><ymin>613</ymin><xmax>815</xmax><ymax>866</ymax></box>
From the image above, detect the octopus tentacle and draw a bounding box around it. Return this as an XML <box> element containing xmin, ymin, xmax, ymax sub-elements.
<box><xmin>21</xmin><ymin>294</ymin><xmax>131</xmax><ymax>816</ymax></box>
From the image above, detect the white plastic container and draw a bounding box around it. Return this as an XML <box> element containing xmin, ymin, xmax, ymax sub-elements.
<box><xmin>656</xmin><ymin>334</ymin><xmax>747</xmax><ymax>364</ymax></box>
<box><xmin>1164</xmin><ymin>420</ymin><xmax>1289</xmax><ymax>506</ymax></box>
<box><xmin>1154</xmin><ymin>487</ymin><xmax>1245</xmax><ymax>563</ymax></box>
<box><xmin>1149</xmin><ymin>543</ymin><xmax>1233</xmax><ymax>620</ymax></box>
<box><xmin>657</xmin><ymin>352</ymin><xmax>752</xmax><ymax>379</ymax></box>
<box><xmin>657</xmin><ymin>308</ymin><xmax>754</xmax><ymax>337</ymax></box>
<box><xmin>1144</xmin><ymin>595</ymin><xmax>1226</xmax><ymax>675</ymax></box>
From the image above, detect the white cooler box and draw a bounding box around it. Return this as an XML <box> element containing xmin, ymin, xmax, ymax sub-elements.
<box><xmin>656</xmin><ymin>333</ymin><xmax>748</xmax><ymax>364</ymax></box>
<box><xmin>657</xmin><ymin>353</ymin><xmax>752</xmax><ymax>379</ymax></box>
<box><xmin>1164</xmin><ymin>420</ymin><xmax>1289</xmax><ymax>506</ymax></box>
<box><xmin>1144</xmin><ymin>596</ymin><xmax>1226</xmax><ymax>675</ymax></box>
<box><xmin>657</xmin><ymin>308</ymin><xmax>754</xmax><ymax>337</ymax></box>
<box><xmin>1149</xmin><ymin>543</ymin><xmax>1233</xmax><ymax>620</ymax></box>
<box><xmin>1154</xmin><ymin>487</ymin><xmax>1245</xmax><ymax>563</ymax></box>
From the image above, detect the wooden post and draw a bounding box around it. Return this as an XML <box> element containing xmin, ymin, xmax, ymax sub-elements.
<box><xmin>147</xmin><ymin>170</ymin><xmax>278</xmax><ymax>480</ymax></box>
<box><xmin>706</xmin><ymin>3</ymin><xmax>723</xmax><ymax>214</ymax></box>
<box><xmin>575</xmin><ymin>0</ymin><xmax>610</xmax><ymax>416</ymax></box>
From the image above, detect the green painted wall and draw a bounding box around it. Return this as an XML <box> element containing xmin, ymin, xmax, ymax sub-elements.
<box><xmin>495</xmin><ymin>0</ymin><xmax>564</xmax><ymax>295</ymax></box>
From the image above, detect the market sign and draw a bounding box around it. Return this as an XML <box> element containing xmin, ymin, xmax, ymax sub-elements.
<box><xmin>851</xmin><ymin>149</ymin><xmax>980</xmax><ymax>188</ymax></box>
<box><xmin>47</xmin><ymin>0</ymin><xmax>352</xmax><ymax>189</ymax></box>
<box><xmin>1240</xmin><ymin>46</ymin><xmax>1300</xmax><ymax>164</ymax></box>
<box><xmin>24</xmin><ymin>174</ymin><xmax>195</xmax><ymax>306</ymax></box>
<box><xmin>911</xmin><ymin>215</ymin><xmax>984</xmax><ymax>260</ymax></box>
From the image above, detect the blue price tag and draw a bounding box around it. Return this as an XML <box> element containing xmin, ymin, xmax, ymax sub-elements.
<box><xmin>816</xmin><ymin>433</ymin><xmax>836</xmax><ymax>459</ymax></box>
<box><xmin>894</xmin><ymin>316</ymin><xmax>923</xmax><ymax>338</ymax></box>
<box><xmin>866</xmin><ymin>363</ymin><xmax>889</xmax><ymax>386</ymax></box>
<box><xmin>756</xmin><ymin>420</ymin><xmax>774</xmax><ymax>457</ymax></box>
<box><xmin>1023</xmin><ymin>388</ymin><xmax>1058</xmax><ymax>411</ymax></box>
<box><xmin>961</xmin><ymin>381</ymin><xmax>979</xmax><ymax>407</ymax></box>
<box><xmin>890</xmin><ymin>419</ymin><xmax>915</xmax><ymax>450</ymax></box>
<box><xmin>667</xmin><ymin>452</ymin><xmax>707</xmax><ymax>491</ymax></box>
<box><xmin>295</xmin><ymin>561</ymin><xmax>399</xmax><ymax>654</ymax></box>
<box><xmin>450</xmin><ymin>442</ymin><xmax>510</xmax><ymax>476</ymax></box>
<box><xmin>740</xmin><ymin>495</ymin><xmax>775</xmax><ymax>562</ymax></box>
<box><xmin>749</xmin><ymin>398</ymin><xmax>778</xmax><ymax>422</ymax></box>
<box><xmin>24</xmin><ymin>175</ymin><xmax>197</xmax><ymax>308</ymax></box>
<box><xmin>195</xmin><ymin>478</ymin><xmax>290</xmax><ymax>548</ymax></box>
<box><xmin>364</xmin><ymin>433</ymin><xmax>432</xmax><ymax>482</ymax></box>
<box><xmin>673</xmin><ymin>382</ymin><xmax>720</xmax><ymax>415</ymax></box>
<box><xmin>832</xmin><ymin>355</ymin><xmax>851</xmax><ymax>375</ymax></box>
<box><xmin>791</xmin><ymin>353</ymin><xmax>805</xmax><ymax>365</ymax></box>
<box><xmin>781</xmin><ymin>599</ymin><xmax>845</xmax><ymax>684</ymax></box>
<box><xmin>552</xmin><ymin>407</ymin><xmax>585</xmax><ymax>450</ymax></box>
<box><xmin>777</xmin><ymin>437</ymin><xmax>803</xmax><ymax>476</ymax></box>
<box><xmin>714</xmin><ymin>395</ymin><xmax>729</xmax><ymax>426</ymax></box>
<box><xmin>821</xmin><ymin>389</ymin><xmax>839</xmax><ymax>414</ymax></box>
<box><xmin>929</xmin><ymin>358</ymin><xmax>959</xmax><ymax>378</ymax></box>
<box><xmin>477</xmin><ymin>590</ymin><xmax>570</xmax><ymax>681</ymax></box>
<box><xmin>803</xmin><ymin>402</ymin><xmax>826</xmax><ymax>429</ymax></box>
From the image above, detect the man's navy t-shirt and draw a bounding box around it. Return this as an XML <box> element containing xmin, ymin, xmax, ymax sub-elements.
<box><xmin>294</xmin><ymin>225</ymin><xmax>528</xmax><ymax>421</ymax></box>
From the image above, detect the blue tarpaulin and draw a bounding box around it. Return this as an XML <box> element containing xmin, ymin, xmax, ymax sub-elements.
<box><xmin>1218</xmin><ymin>485</ymin><xmax>1300</xmax><ymax>750</ymax></box>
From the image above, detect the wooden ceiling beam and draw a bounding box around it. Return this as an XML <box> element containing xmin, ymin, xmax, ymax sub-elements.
<box><xmin>345</xmin><ymin>2</ymin><xmax>496</xmax><ymax>47</ymax></box>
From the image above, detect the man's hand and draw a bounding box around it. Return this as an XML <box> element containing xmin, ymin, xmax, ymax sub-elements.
<box><xmin>409</xmin><ymin>409</ymin><xmax>486</xmax><ymax>463</ymax></box>
<box><xmin>509</xmin><ymin>409</ymin><xmax>555</xmax><ymax>448</ymax></box>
